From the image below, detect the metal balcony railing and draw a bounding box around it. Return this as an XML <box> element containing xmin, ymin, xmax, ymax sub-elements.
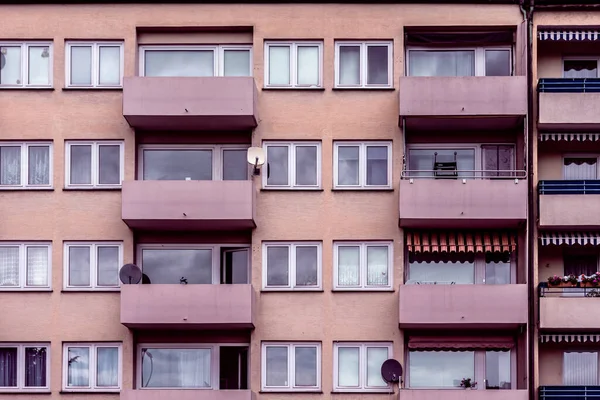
<box><xmin>538</xmin><ymin>282</ymin><xmax>600</xmax><ymax>298</ymax></box>
<box><xmin>401</xmin><ymin>169</ymin><xmax>527</xmax><ymax>179</ymax></box>
<box><xmin>539</xmin><ymin>78</ymin><xmax>600</xmax><ymax>93</ymax></box>
<box><xmin>539</xmin><ymin>180</ymin><xmax>600</xmax><ymax>195</ymax></box>
<box><xmin>540</xmin><ymin>386</ymin><xmax>600</xmax><ymax>400</ymax></box>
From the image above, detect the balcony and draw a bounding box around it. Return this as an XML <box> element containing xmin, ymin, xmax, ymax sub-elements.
<box><xmin>539</xmin><ymin>78</ymin><xmax>600</xmax><ymax>130</ymax></box>
<box><xmin>401</xmin><ymin>389</ymin><xmax>528</xmax><ymax>400</ymax></box>
<box><xmin>399</xmin><ymin>284</ymin><xmax>528</xmax><ymax>329</ymax></box>
<box><xmin>121</xmin><ymin>180</ymin><xmax>255</xmax><ymax>231</ymax></box>
<box><xmin>399</xmin><ymin>177</ymin><xmax>527</xmax><ymax>228</ymax></box>
<box><xmin>540</xmin><ymin>386</ymin><xmax>600</xmax><ymax>400</ymax></box>
<box><xmin>120</xmin><ymin>284</ymin><xmax>254</xmax><ymax>329</ymax></box>
<box><xmin>539</xmin><ymin>180</ymin><xmax>600</xmax><ymax>228</ymax></box>
<box><xmin>120</xmin><ymin>389</ymin><xmax>255</xmax><ymax>400</ymax></box>
<box><xmin>122</xmin><ymin>76</ymin><xmax>258</xmax><ymax>131</ymax></box>
<box><xmin>539</xmin><ymin>286</ymin><xmax>600</xmax><ymax>330</ymax></box>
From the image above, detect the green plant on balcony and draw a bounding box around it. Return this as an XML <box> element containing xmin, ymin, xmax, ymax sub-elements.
<box><xmin>460</xmin><ymin>378</ymin><xmax>477</xmax><ymax>389</ymax></box>
<box><xmin>547</xmin><ymin>272</ymin><xmax>600</xmax><ymax>287</ymax></box>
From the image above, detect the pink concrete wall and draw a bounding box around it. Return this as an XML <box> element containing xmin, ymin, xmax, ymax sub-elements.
<box><xmin>121</xmin><ymin>389</ymin><xmax>255</xmax><ymax>400</ymax></box>
<box><xmin>540</xmin><ymin>297</ymin><xmax>600</xmax><ymax>330</ymax></box>
<box><xmin>401</xmin><ymin>389</ymin><xmax>528</xmax><ymax>400</ymax></box>
<box><xmin>539</xmin><ymin>195</ymin><xmax>600</xmax><ymax>228</ymax></box>
<box><xmin>539</xmin><ymin>93</ymin><xmax>600</xmax><ymax>130</ymax></box>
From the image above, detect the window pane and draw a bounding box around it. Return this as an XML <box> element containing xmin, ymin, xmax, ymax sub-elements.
<box><xmin>26</xmin><ymin>246</ymin><xmax>48</xmax><ymax>287</ymax></box>
<box><xmin>142</xmin><ymin>249</ymin><xmax>212</xmax><ymax>284</ymax></box>
<box><xmin>297</xmin><ymin>46</ymin><xmax>319</xmax><ymax>85</ymax></box>
<box><xmin>563</xmin><ymin>157</ymin><xmax>597</xmax><ymax>180</ymax></box>
<box><xmin>0</xmin><ymin>348</ymin><xmax>18</xmax><ymax>387</ymax></box>
<box><xmin>486</xmin><ymin>351</ymin><xmax>511</xmax><ymax>389</ymax></box>
<box><xmin>337</xmin><ymin>146</ymin><xmax>359</xmax><ymax>185</ymax></box>
<box><xmin>0</xmin><ymin>146</ymin><xmax>21</xmax><ymax>185</ymax></box>
<box><xmin>485</xmin><ymin>50</ymin><xmax>511</xmax><ymax>77</ymax></box>
<box><xmin>295</xmin><ymin>347</ymin><xmax>317</xmax><ymax>387</ymax></box>
<box><xmin>564</xmin><ymin>352</ymin><xmax>598</xmax><ymax>385</ymax></box>
<box><xmin>97</xmin><ymin>347</ymin><xmax>119</xmax><ymax>387</ymax></box>
<box><xmin>409</xmin><ymin>351</ymin><xmax>474</xmax><ymax>388</ymax></box>
<box><xmin>339</xmin><ymin>46</ymin><xmax>360</xmax><ymax>85</ymax></box>
<box><xmin>338</xmin><ymin>347</ymin><xmax>359</xmax><ymax>387</ymax></box>
<box><xmin>25</xmin><ymin>347</ymin><xmax>47</xmax><ymax>387</ymax></box>
<box><xmin>28</xmin><ymin>46</ymin><xmax>50</xmax><ymax>85</ymax></box>
<box><xmin>564</xmin><ymin>60</ymin><xmax>598</xmax><ymax>78</ymax></box>
<box><xmin>266</xmin><ymin>346</ymin><xmax>288</xmax><ymax>387</ymax></box>
<box><xmin>408</xmin><ymin>149</ymin><xmax>475</xmax><ymax>178</ymax></box>
<box><xmin>70</xmin><ymin>145</ymin><xmax>92</xmax><ymax>185</ymax></box>
<box><xmin>67</xmin><ymin>347</ymin><xmax>90</xmax><ymax>387</ymax></box>
<box><xmin>409</xmin><ymin>50</ymin><xmax>475</xmax><ymax>77</ymax></box>
<box><xmin>0</xmin><ymin>246</ymin><xmax>19</xmax><ymax>287</ymax></box>
<box><xmin>143</xmin><ymin>149</ymin><xmax>212</xmax><ymax>180</ymax></box>
<box><xmin>145</xmin><ymin>50</ymin><xmax>214</xmax><ymax>77</ymax></box>
<box><xmin>28</xmin><ymin>146</ymin><xmax>50</xmax><ymax>185</ymax></box>
<box><xmin>266</xmin><ymin>246</ymin><xmax>289</xmax><ymax>286</ymax></box>
<box><xmin>338</xmin><ymin>246</ymin><xmax>360</xmax><ymax>286</ymax></box>
<box><xmin>367</xmin><ymin>246</ymin><xmax>388</xmax><ymax>286</ymax></box>
<box><xmin>99</xmin><ymin>46</ymin><xmax>121</xmax><ymax>85</ymax></box>
<box><xmin>223</xmin><ymin>149</ymin><xmax>248</xmax><ymax>180</ymax></box>
<box><xmin>224</xmin><ymin>49</ymin><xmax>250</xmax><ymax>77</ymax></box>
<box><xmin>98</xmin><ymin>246</ymin><xmax>119</xmax><ymax>287</ymax></box>
<box><xmin>98</xmin><ymin>145</ymin><xmax>121</xmax><ymax>185</ymax></box>
<box><xmin>69</xmin><ymin>246</ymin><xmax>91</xmax><ymax>286</ymax></box>
<box><xmin>0</xmin><ymin>46</ymin><xmax>21</xmax><ymax>85</ymax></box>
<box><xmin>486</xmin><ymin>256</ymin><xmax>511</xmax><ymax>285</ymax></box>
<box><xmin>366</xmin><ymin>146</ymin><xmax>388</xmax><ymax>186</ymax></box>
<box><xmin>367</xmin><ymin>347</ymin><xmax>388</xmax><ymax>387</ymax></box>
<box><xmin>296</xmin><ymin>246</ymin><xmax>318</xmax><ymax>286</ymax></box>
<box><xmin>367</xmin><ymin>46</ymin><xmax>388</xmax><ymax>84</ymax></box>
<box><xmin>408</xmin><ymin>254</ymin><xmax>475</xmax><ymax>284</ymax></box>
<box><xmin>142</xmin><ymin>348</ymin><xmax>211</xmax><ymax>388</ymax></box>
<box><xmin>295</xmin><ymin>146</ymin><xmax>317</xmax><ymax>186</ymax></box>
<box><xmin>268</xmin><ymin>46</ymin><xmax>290</xmax><ymax>85</ymax></box>
<box><xmin>70</xmin><ymin>46</ymin><xmax>92</xmax><ymax>85</ymax></box>
<box><xmin>482</xmin><ymin>145</ymin><xmax>514</xmax><ymax>177</ymax></box>
<box><xmin>266</xmin><ymin>146</ymin><xmax>289</xmax><ymax>186</ymax></box>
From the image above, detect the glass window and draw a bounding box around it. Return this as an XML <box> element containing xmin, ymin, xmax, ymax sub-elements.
<box><xmin>564</xmin><ymin>352</ymin><xmax>598</xmax><ymax>385</ymax></box>
<box><xmin>485</xmin><ymin>50</ymin><xmax>511</xmax><ymax>76</ymax></box>
<box><xmin>409</xmin><ymin>50</ymin><xmax>475</xmax><ymax>77</ymax></box>
<box><xmin>0</xmin><ymin>143</ymin><xmax>51</xmax><ymax>188</ymax></box>
<box><xmin>408</xmin><ymin>253</ymin><xmax>475</xmax><ymax>284</ymax></box>
<box><xmin>407</xmin><ymin>148</ymin><xmax>476</xmax><ymax>178</ymax></box>
<box><xmin>334</xmin><ymin>343</ymin><xmax>391</xmax><ymax>391</ymax></box>
<box><xmin>485</xmin><ymin>253</ymin><xmax>511</xmax><ymax>285</ymax></box>
<box><xmin>263</xmin><ymin>142</ymin><xmax>321</xmax><ymax>189</ymax></box>
<box><xmin>141</xmin><ymin>248</ymin><xmax>212</xmax><ymax>284</ymax></box>
<box><xmin>65</xmin><ymin>243</ymin><xmax>121</xmax><ymax>289</ymax></box>
<box><xmin>265</xmin><ymin>42</ymin><xmax>322</xmax><ymax>88</ymax></box>
<box><xmin>334</xmin><ymin>242</ymin><xmax>392</xmax><ymax>290</ymax></box>
<box><xmin>0</xmin><ymin>344</ymin><xmax>49</xmax><ymax>390</ymax></box>
<box><xmin>66</xmin><ymin>142</ymin><xmax>123</xmax><ymax>188</ymax></box>
<box><xmin>0</xmin><ymin>244</ymin><xmax>50</xmax><ymax>290</ymax></box>
<box><xmin>0</xmin><ymin>42</ymin><xmax>52</xmax><ymax>87</ymax></box>
<box><xmin>336</xmin><ymin>42</ymin><xmax>392</xmax><ymax>88</ymax></box>
<box><xmin>486</xmin><ymin>351</ymin><xmax>511</xmax><ymax>389</ymax></box>
<box><xmin>223</xmin><ymin>49</ymin><xmax>251</xmax><ymax>77</ymax></box>
<box><xmin>334</xmin><ymin>142</ymin><xmax>391</xmax><ymax>189</ymax></box>
<box><xmin>482</xmin><ymin>145</ymin><xmax>515</xmax><ymax>177</ymax></box>
<box><xmin>262</xmin><ymin>343</ymin><xmax>320</xmax><ymax>391</ymax></box>
<box><xmin>263</xmin><ymin>243</ymin><xmax>321</xmax><ymax>290</ymax></box>
<box><xmin>409</xmin><ymin>351</ymin><xmax>475</xmax><ymax>388</ymax></box>
<box><xmin>564</xmin><ymin>60</ymin><xmax>598</xmax><ymax>79</ymax></box>
<box><xmin>563</xmin><ymin>157</ymin><xmax>598</xmax><ymax>180</ymax></box>
<box><xmin>141</xmin><ymin>348</ymin><xmax>211</xmax><ymax>388</ymax></box>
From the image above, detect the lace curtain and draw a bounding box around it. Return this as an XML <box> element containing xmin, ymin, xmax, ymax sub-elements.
<box><xmin>0</xmin><ymin>247</ymin><xmax>19</xmax><ymax>286</ymax></box>
<box><xmin>0</xmin><ymin>146</ymin><xmax>20</xmax><ymax>185</ymax></box>
<box><xmin>28</xmin><ymin>146</ymin><xmax>49</xmax><ymax>185</ymax></box>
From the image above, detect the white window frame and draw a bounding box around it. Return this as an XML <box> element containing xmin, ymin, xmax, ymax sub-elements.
<box><xmin>0</xmin><ymin>42</ymin><xmax>53</xmax><ymax>88</ymax></box>
<box><xmin>0</xmin><ymin>242</ymin><xmax>52</xmax><ymax>291</ymax></box>
<box><xmin>333</xmin><ymin>342</ymin><xmax>392</xmax><ymax>392</ymax></box>
<box><xmin>63</xmin><ymin>242</ymin><xmax>123</xmax><ymax>291</ymax></box>
<box><xmin>263</xmin><ymin>41</ymin><xmax>324</xmax><ymax>88</ymax></box>
<box><xmin>262</xmin><ymin>242</ymin><xmax>322</xmax><ymax>291</ymax></box>
<box><xmin>261</xmin><ymin>342</ymin><xmax>321</xmax><ymax>392</ymax></box>
<box><xmin>139</xmin><ymin>45</ymin><xmax>253</xmax><ymax>77</ymax></box>
<box><xmin>333</xmin><ymin>141</ymin><xmax>392</xmax><ymax>190</ymax></box>
<box><xmin>65</xmin><ymin>141</ymin><xmax>124</xmax><ymax>189</ymax></box>
<box><xmin>62</xmin><ymin>343</ymin><xmax>122</xmax><ymax>392</ymax></box>
<box><xmin>0</xmin><ymin>142</ymin><xmax>53</xmax><ymax>189</ymax></box>
<box><xmin>262</xmin><ymin>141</ymin><xmax>322</xmax><ymax>190</ymax></box>
<box><xmin>138</xmin><ymin>144</ymin><xmax>250</xmax><ymax>181</ymax></box>
<box><xmin>562</xmin><ymin>56</ymin><xmax>600</xmax><ymax>78</ymax></box>
<box><xmin>0</xmin><ymin>343</ymin><xmax>50</xmax><ymax>392</ymax></box>
<box><xmin>65</xmin><ymin>42</ymin><xmax>124</xmax><ymax>88</ymax></box>
<box><xmin>334</xmin><ymin>41</ymin><xmax>393</xmax><ymax>88</ymax></box>
<box><xmin>406</xmin><ymin>46</ymin><xmax>513</xmax><ymax>77</ymax></box>
<box><xmin>333</xmin><ymin>241</ymin><xmax>393</xmax><ymax>291</ymax></box>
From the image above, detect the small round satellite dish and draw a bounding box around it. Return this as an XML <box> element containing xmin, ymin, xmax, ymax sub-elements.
<box><xmin>119</xmin><ymin>264</ymin><xmax>142</xmax><ymax>284</ymax></box>
<box><xmin>381</xmin><ymin>359</ymin><xmax>402</xmax><ymax>384</ymax></box>
<box><xmin>247</xmin><ymin>147</ymin><xmax>266</xmax><ymax>166</ymax></box>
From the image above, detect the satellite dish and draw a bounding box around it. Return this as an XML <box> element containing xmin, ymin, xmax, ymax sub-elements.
<box><xmin>247</xmin><ymin>147</ymin><xmax>265</xmax><ymax>176</ymax></box>
<box><xmin>381</xmin><ymin>359</ymin><xmax>402</xmax><ymax>384</ymax></box>
<box><xmin>119</xmin><ymin>264</ymin><xmax>142</xmax><ymax>284</ymax></box>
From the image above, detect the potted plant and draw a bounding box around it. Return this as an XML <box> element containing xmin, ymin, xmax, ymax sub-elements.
<box><xmin>460</xmin><ymin>378</ymin><xmax>477</xmax><ymax>390</ymax></box>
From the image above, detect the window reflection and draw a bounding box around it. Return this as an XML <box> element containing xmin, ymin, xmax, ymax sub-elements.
<box><xmin>141</xmin><ymin>348</ymin><xmax>211</xmax><ymax>388</ymax></box>
<box><xmin>141</xmin><ymin>249</ymin><xmax>212</xmax><ymax>284</ymax></box>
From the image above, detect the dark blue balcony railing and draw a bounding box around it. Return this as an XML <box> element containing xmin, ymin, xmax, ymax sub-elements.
<box><xmin>539</xmin><ymin>78</ymin><xmax>600</xmax><ymax>93</ymax></box>
<box><xmin>539</xmin><ymin>180</ymin><xmax>600</xmax><ymax>195</ymax></box>
<box><xmin>540</xmin><ymin>386</ymin><xmax>600</xmax><ymax>400</ymax></box>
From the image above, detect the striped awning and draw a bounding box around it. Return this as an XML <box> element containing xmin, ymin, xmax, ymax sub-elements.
<box><xmin>541</xmin><ymin>334</ymin><xmax>600</xmax><ymax>343</ymax></box>
<box><xmin>409</xmin><ymin>336</ymin><xmax>514</xmax><ymax>350</ymax></box>
<box><xmin>539</xmin><ymin>30</ymin><xmax>600</xmax><ymax>41</ymax></box>
<box><xmin>540</xmin><ymin>232</ymin><xmax>600</xmax><ymax>246</ymax></box>
<box><xmin>406</xmin><ymin>231</ymin><xmax>517</xmax><ymax>253</ymax></box>
<box><xmin>540</xmin><ymin>133</ymin><xmax>600</xmax><ymax>142</ymax></box>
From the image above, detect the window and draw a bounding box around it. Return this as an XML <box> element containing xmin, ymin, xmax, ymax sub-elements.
<box><xmin>263</xmin><ymin>142</ymin><xmax>321</xmax><ymax>189</ymax></box>
<box><xmin>563</xmin><ymin>156</ymin><xmax>598</xmax><ymax>180</ymax></box>
<box><xmin>0</xmin><ymin>42</ymin><xmax>52</xmax><ymax>87</ymax></box>
<box><xmin>335</xmin><ymin>41</ymin><xmax>393</xmax><ymax>88</ymax></box>
<box><xmin>66</xmin><ymin>42</ymin><xmax>123</xmax><ymax>88</ymax></box>
<box><xmin>407</xmin><ymin>47</ymin><xmax>512</xmax><ymax>77</ymax></box>
<box><xmin>140</xmin><ymin>45</ymin><xmax>252</xmax><ymax>77</ymax></box>
<box><xmin>564</xmin><ymin>59</ymin><xmax>598</xmax><ymax>78</ymax></box>
<box><xmin>333</xmin><ymin>242</ymin><xmax>392</xmax><ymax>290</ymax></box>
<box><xmin>334</xmin><ymin>342</ymin><xmax>391</xmax><ymax>392</ymax></box>
<box><xmin>65</xmin><ymin>141</ymin><xmax>123</xmax><ymax>188</ymax></box>
<box><xmin>0</xmin><ymin>344</ymin><xmax>49</xmax><ymax>391</ymax></box>
<box><xmin>0</xmin><ymin>243</ymin><xmax>51</xmax><ymax>290</ymax></box>
<box><xmin>264</xmin><ymin>42</ymin><xmax>323</xmax><ymax>88</ymax></box>
<box><xmin>63</xmin><ymin>343</ymin><xmax>121</xmax><ymax>391</ymax></box>
<box><xmin>64</xmin><ymin>243</ymin><xmax>122</xmax><ymax>290</ymax></box>
<box><xmin>333</xmin><ymin>142</ymin><xmax>392</xmax><ymax>189</ymax></box>
<box><xmin>0</xmin><ymin>142</ymin><xmax>52</xmax><ymax>189</ymax></box>
<box><xmin>139</xmin><ymin>145</ymin><xmax>249</xmax><ymax>181</ymax></box>
<box><xmin>262</xmin><ymin>242</ymin><xmax>321</xmax><ymax>290</ymax></box>
<box><xmin>262</xmin><ymin>342</ymin><xmax>320</xmax><ymax>391</ymax></box>
<box><xmin>138</xmin><ymin>245</ymin><xmax>250</xmax><ymax>285</ymax></box>
<box><xmin>564</xmin><ymin>352</ymin><xmax>599</xmax><ymax>385</ymax></box>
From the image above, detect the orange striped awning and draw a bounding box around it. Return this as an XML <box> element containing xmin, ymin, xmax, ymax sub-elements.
<box><xmin>406</xmin><ymin>231</ymin><xmax>517</xmax><ymax>253</ymax></box>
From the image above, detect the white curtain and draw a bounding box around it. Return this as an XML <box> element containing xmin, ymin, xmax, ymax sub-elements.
<box><xmin>99</xmin><ymin>46</ymin><xmax>121</xmax><ymax>85</ymax></box>
<box><xmin>338</xmin><ymin>246</ymin><xmax>360</xmax><ymax>286</ymax></box>
<box><xmin>26</xmin><ymin>246</ymin><xmax>48</xmax><ymax>286</ymax></box>
<box><xmin>67</xmin><ymin>347</ymin><xmax>90</xmax><ymax>387</ymax></box>
<box><xmin>28</xmin><ymin>146</ymin><xmax>49</xmax><ymax>185</ymax></box>
<box><xmin>0</xmin><ymin>46</ymin><xmax>21</xmax><ymax>85</ymax></box>
<box><xmin>563</xmin><ymin>158</ymin><xmax>597</xmax><ymax>180</ymax></box>
<box><xmin>408</xmin><ymin>260</ymin><xmax>474</xmax><ymax>284</ymax></box>
<box><xmin>28</xmin><ymin>46</ymin><xmax>50</xmax><ymax>86</ymax></box>
<box><xmin>71</xmin><ymin>46</ymin><xmax>92</xmax><ymax>85</ymax></box>
<box><xmin>338</xmin><ymin>347</ymin><xmax>359</xmax><ymax>387</ymax></box>
<box><xmin>409</xmin><ymin>50</ymin><xmax>475</xmax><ymax>77</ymax></box>
<box><xmin>97</xmin><ymin>347</ymin><xmax>118</xmax><ymax>387</ymax></box>
<box><xmin>145</xmin><ymin>50</ymin><xmax>214</xmax><ymax>77</ymax></box>
<box><xmin>366</xmin><ymin>246</ymin><xmax>388</xmax><ymax>286</ymax></box>
<box><xmin>97</xmin><ymin>246</ymin><xmax>119</xmax><ymax>287</ymax></box>
<box><xmin>367</xmin><ymin>347</ymin><xmax>388</xmax><ymax>387</ymax></box>
<box><xmin>0</xmin><ymin>247</ymin><xmax>19</xmax><ymax>286</ymax></box>
<box><xmin>223</xmin><ymin>50</ymin><xmax>250</xmax><ymax>77</ymax></box>
<box><xmin>339</xmin><ymin>46</ymin><xmax>360</xmax><ymax>85</ymax></box>
<box><xmin>297</xmin><ymin>46</ymin><xmax>319</xmax><ymax>85</ymax></box>
<box><xmin>1</xmin><ymin>146</ymin><xmax>21</xmax><ymax>185</ymax></box>
<box><xmin>268</xmin><ymin>46</ymin><xmax>290</xmax><ymax>85</ymax></box>
<box><xmin>564</xmin><ymin>352</ymin><xmax>598</xmax><ymax>385</ymax></box>
<box><xmin>142</xmin><ymin>348</ymin><xmax>211</xmax><ymax>388</ymax></box>
<box><xmin>337</xmin><ymin>146</ymin><xmax>360</xmax><ymax>185</ymax></box>
<box><xmin>69</xmin><ymin>246</ymin><xmax>90</xmax><ymax>286</ymax></box>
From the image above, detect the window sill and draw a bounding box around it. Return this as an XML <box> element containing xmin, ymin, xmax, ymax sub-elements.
<box><xmin>62</xmin><ymin>87</ymin><xmax>123</xmax><ymax>91</ymax></box>
<box><xmin>333</xmin><ymin>288</ymin><xmax>395</xmax><ymax>293</ymax></box>
<box><xmin>61</xmin><ymin>289</ymin><xmax>120</xmax><ymax>293</ymax></box>
<box><xmin>60</xmin><ymin>391</ymin><xmax>120</xmax><ymax>394</ymax></box>
<box><xmin>331</xmin><ymin>391</ymin><xmax>394</xmax><ymax>394</ymax></box>
<box><xmin>260</xmin><ymin>188</ymin><xmax>324</xmax><ymax>192</ymax></box>
<box><xmin>331</xmin><ymin>188</ymin><xmax>394</xmax><ymax>192</ymax></box>
<box><xmin>0</xmin><ymin>87</ymin><xmax>54</xmax><ymax>91</ymax></box>
<box><xmin>260</xmin><ymin>390</ymin><xmax>323</xmax><ymax>394</ymax></box>
<box><xmin>262</xmin><ymin>87</ymin><xmax>325</xmax><ymax>91</ymax></box>
<box><xmin>0</xmin><ymin>391</ymin><xmax>51</xmax><ymax>395</ymax></box>
<box><xmin>62</xmin><ymin>187</ymin><xmax>122</xmax><ymax>191</ymax></box>
<box><xmin>332</xmin><ymin>87</ymin><xmax>395</xmax><ymax>91</ymax></box>
<box><xmin>0</xmin><ymin>188</ymin><xmax>54</xmax><ymax>192</ymax></box>
<box><xmin>261</xmin><ymin>289</ymin><xmax>324</xmax><ymax>293</ymax></box>
<box><xmin>0</xmin><ymin>289</ymin><xmax>53</xmax><ymax>292</ymax></box>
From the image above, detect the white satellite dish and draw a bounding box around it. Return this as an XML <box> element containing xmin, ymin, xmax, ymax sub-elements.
<box><xmin>247</xmin><ymin>147</ymin><xmax>265</xmax><ymax>176</ymax></box>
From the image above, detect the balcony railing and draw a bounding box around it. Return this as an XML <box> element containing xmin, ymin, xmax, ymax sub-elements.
<box><xmin>539</xmin><ymin>78</ymin><xmax>600</xmax><ymax>93</ymax></box>
<box><xmin>540</xmin><ymin>386</ymin><xmax>600</xmax><ymax>400</ymax></box>
<box><xmin>401</xmin><ymin>169</ymin><xmax>527</xmax><ymax>179</ymax></box>
<box><xmin>539</xmin><ymin>180</ymin><xmax>600</xmax><ymax>195</ymax></box>
<box><xmin>539</xmin><ymin>283</ymin><xmax>600</xmax><ymax>298</ymax></box>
